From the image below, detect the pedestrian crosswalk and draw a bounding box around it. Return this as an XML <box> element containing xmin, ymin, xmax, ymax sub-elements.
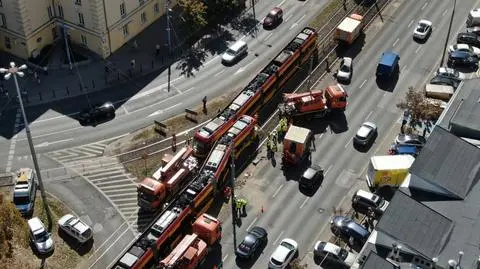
<box><xmin>45</xmin><ymin>140</ymin><xmax>155</xmax><ymax>234</ymax></box>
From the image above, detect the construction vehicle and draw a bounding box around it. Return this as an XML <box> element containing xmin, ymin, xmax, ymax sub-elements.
<box><xmin>137</xmin><ymin>147</ymin><xmax>199</xmax><ymax>211</ymax></box>
<box><xmin>282</xmin><ymin>125</ymin><xmax>313</xmax><ymax>166</ymax></box>
<box><xmin>366</xmin><ymin>155</ymin><xmax>415</xmax><ymax>191</ymax></box>
<box><xmin>158</xmin><ymin>214</ymin><xmax>221</xmax><ymax>269</ymax></box>
<box><xmin>12</xmin><ymin>168</ymin><xmax>37</xmax><ymax>217</ymax></box>
<box><xmin>193</xmin><ymin>27</ymin><xmax>318</xmax><ymax>158</ymax></box>
<box><xmin>278</xmin><ymin>84</ymin><xmax>348</xmax><ymax>121</ymax></box>
<box><xmin>113</xmin><ymin>115</ymin><xmax>257</xmax><ymax>269</ymax></box>
<box><xmin>335</xmin><ymin>14</ymin><xmax>364</xmax><ymax>44</ymax></box>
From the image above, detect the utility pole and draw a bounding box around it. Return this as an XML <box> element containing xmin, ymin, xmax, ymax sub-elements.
<box><xmin>166</xmin><ymin>0</ymin><xmax>172</xmax><ymax>92</ymax></box>
<box><xmin>251</xmin><ymin>0</ymin><xmax>256</xmax><ymax>36</ymax></box>
<box><xmin>306</xmin><ymin>55</ymin><xmax>314</xmax><ymax>90</ymax></box>
<box><xmin>0</xmin><ymin>63</ymin><xmax>53</xmax><ymax>231</ymax></box>
<box><xmin>230</xmin><ymin>145</ymin><xmax>237</xmax><ymax>250</ymax></box>
<box><xmin>63</xmin><ymin>25</ymin><xmax>73</xmax><ymax>71</ymax></box>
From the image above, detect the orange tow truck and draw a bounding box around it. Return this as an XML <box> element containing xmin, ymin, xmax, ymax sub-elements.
<box><xmin>282</xmin><ymin>125</ymin><xmax>313</xmax><ymax>166</ymax></box>
<box><xmin>158</xmin><ymin>213</ymin><xmax>221</xmax><ymax>269</ymax></box>
<box><xmin>278</xmin><ymin>84</ymin><xmax>348</xmax><ymax>121</ymax></box>
<box><xmin>137</xmin><ymin>147</ymin><xmax>199</xmax><ymax>211</ymax></box>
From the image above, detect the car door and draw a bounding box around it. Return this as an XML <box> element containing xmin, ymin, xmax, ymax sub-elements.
<box><xmin>285</xmin><ymin>249</ymin><xmax>295</xmax><ymax>265</ymax></box>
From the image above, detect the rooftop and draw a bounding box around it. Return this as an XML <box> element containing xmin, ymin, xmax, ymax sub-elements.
<box><xmin>360</xmin><ymin>251</ymin><xmax>399</xmax><ymax>269</ymax></box>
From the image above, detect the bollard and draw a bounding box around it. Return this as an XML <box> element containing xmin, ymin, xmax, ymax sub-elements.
<box><xmin>38</xmin><ymin>92</ymin><xmax>42</xmax><ymax>101</ymax></box>
<box><xmin>52</xmin><ymin>89</ymin><xmax>56</xmax><ymax>98</ymax></box>
<box><xmin>92</xmin><ymin>79</ymin><xmax>95</xmax><ymax>88</ymax></box>
<box><xmin>66</xmin><ymin>86</ymin><xmax>69</xmax><ymax>95</ymax></box>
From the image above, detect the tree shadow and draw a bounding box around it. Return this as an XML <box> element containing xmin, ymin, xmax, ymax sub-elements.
<box><xmin>175</xmin><ymin>48</ymin><xmax>208</xmax><ymax>78</ymax></box>
<box><xmin>58</xmin><ymin>229</ymin><xmax>94</xmax><ymax>255</ymax></box>
<box><xmin>202</xmin><ymin>27</ymin><xmax>236</xmax><ymax>56</ymax></box>
<box><xmin>229</xmin><ymin>13</ymin><xmax>260</xmax><ymax>38</ymax></box>
<box><xmin>335</xmin><ymin>32</ymin><xmax>366</xmax><ymax>60</ymax></box>
<box><xmin>328</xmin><ymin>112</ymin><xmax>349</xmax><ymax>134</ymax></box>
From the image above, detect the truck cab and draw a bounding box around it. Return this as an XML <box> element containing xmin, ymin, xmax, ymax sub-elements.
<box><xmin>376</xmin><ymin>51</ymin><xmax>400</xmax><ymax>78</ymax></box>
<box><xmin>13</xmin><ymin>168</ymin><xmax>37</xmax><ymax>217</ymax></box>
<box><xmin>282</xmin><ymin>125</ymin><xmax>313</xmax><ymax>167</ymax></box>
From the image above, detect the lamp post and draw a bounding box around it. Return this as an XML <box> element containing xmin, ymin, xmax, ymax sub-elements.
<box><xmin>0</xmin><ymin>62</ymin><xmax>52</xmax><ymax>230</ymax></box>
<box><xmin>166</xmin><ymin>0</ymin><xmax>172</xmax><ymax>92</ymax></box>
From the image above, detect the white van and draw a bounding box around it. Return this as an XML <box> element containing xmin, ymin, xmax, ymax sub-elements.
<box><xmin>467</xmin><ymin>9</ymin><xmax>480</xmax><ymax>27</ymax></box>
<box><xmin>222</xmin><ymin>40</ymin><xmax>248</xmax><ymax>64</ymax></box>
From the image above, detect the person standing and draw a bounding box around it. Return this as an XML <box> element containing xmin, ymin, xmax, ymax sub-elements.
<box><xmin>241</xmin><ymin>198</ymin><xmax>248</xmax><ymax>215</ymax></box>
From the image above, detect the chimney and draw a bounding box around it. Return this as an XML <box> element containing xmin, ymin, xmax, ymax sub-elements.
<box><xmin>432</xmin><ymin>257</ymin><xmax>438</xmax><ymax>268</ymax></box>
<box><xmin>448</xmin><ymin>259</ymin><xmax>458</xmax><ymax>269</ymax></box>
<box><xmin>458</xmin><ymin>251</ymin><xmax>464</xmax><ymax>267</ymax></box>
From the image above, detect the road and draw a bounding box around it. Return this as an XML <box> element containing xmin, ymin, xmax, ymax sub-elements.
<box><xmin>218</xmin><ymin>0</ymin><xmax>480</xmax><ymax>268</ymax></box>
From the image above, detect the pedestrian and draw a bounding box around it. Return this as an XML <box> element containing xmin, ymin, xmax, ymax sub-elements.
<box><xmin>240</xmin><ymin>198</ymin><xmax>248</xmax><ymax>215</ymax></box>
<box><xmin>272</xmin><ymin>130</ymin><xmax>278</xmax><ymax>144</ymax></box>
<box><xmin>202</xmin><ymin>96</ymin><xmax>207</xmax><ymax>113</ymax></box>
<box><xmin>236</xmin><ymin>199</ymin><xmax>242</xmax><ymax>216</ymax></box>
<box><xmin>171</xmin><ymin>133</ymin><xmax>177</xmax><ymax>152</ymax></box>
<box><xmin>185</xmin><ymin>131</ymin><xmax>191</xmax><ymax>146</ymax></box>
<box><xmin>133</xmin><ymin>40</ymin><xmax>138</xmax><ymax>49</ymax></box>
<box><xmin>271</xmin><ymin>140</ymin><xmax>277</xmax><ymax>153</ymax></box>
<box><xmin>266</xmin><ymin>141</ymin><xmax>272</xmax><ymax>159</ymax></box>
<box><xmin>156</xmin><ymin>44</ymin><xmax>161</xmax><ymax>56</ymax></box>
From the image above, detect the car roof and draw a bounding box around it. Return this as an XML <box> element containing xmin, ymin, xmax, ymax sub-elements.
<box><xmin>355</xmin><ymin>189</ymin><xmax>377</xmax><ymax>201</ymax></box>
<box><xmin>72</xmin><ymin>219</ymin><xmax>90</xmax><ymax>234</ymax></box>
<box><xmin>229</xmin><ymin>40</ymin><xmax>247</xmax><ymax>51</ymax></box>
<box><xmin>28</xmin><ymin>217</ymin><xmax>45</xmax><ymax>234</ymax></box>
<box><xmin>438</xmin><ymin>67</ymin><xmax>454</xmax><ymax>73</ymax></box>
<box><xmin>342</xmin><ymin>57</ymin><xmax>352</xmax><ymax>65</ymax></box>
<box><xmin>269</xmin><ymin>7</ymin><xmax>282</xmax><ymax>14</ymax></box>
<box><xmin>356</xmin><ymin>122</ymin><xmax>375</xmax><ymax>137</ymax></box>
<box><xmin>250</xmin><ymin>226</ymin><xmax>267</xmax><ymax>237</ymax></box>
<box><xmin>418</xmin><ymin>19</ymin><xmax>432</xmax><ymax>25</ymax></box>
<box><xmin>450</xmin><ymin>50</ymin><xmax>472</xmax><ymax>57</ymax></box>
<box><xmin>319</xmin><ymin>241</ymin><xmax>342</xmax><ymax>255</ymax></box>
<box><xmin>272</xmin><ymin>239</ymin><xmax>296</xmax><ymax>262</ymax></box>
<box><xmin>243</xmin><ymin>234</ymin><xmax>257</xmax><ymax>246</ymax></box>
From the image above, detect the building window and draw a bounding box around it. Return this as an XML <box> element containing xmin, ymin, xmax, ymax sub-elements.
<box><xmin>0</xmin><ymin>13</ymin><xmax>6</xmax><ymax>28</ymax></box>
<box><xmin>47</xmin><ymin>6</ymin><xmax>53</xmax><ymax>18</ymax></box>
<box><xmin>154</xmin><ymin>3</ymin><xmax>159</xmax><ymax>14</ymax></box>
<box><xmin>58</xmin><ymin>5</ymin><xmax>64</xmax><ymax>18</ymax></box>
<box><xmin>120</xmin><ymin>3</ymin><xmax>126</xmax><ymax>17</ymax></box>
<box><xmin>4</xmin><ymin>36</ymin><xmax>10</xmax><ymax>49</ymax></box>
<box><xmin>78</xmin><ymin>13</ymin><xmax>84</xmax><ymax>25</ymax></box>
<box><xmin>122</xmin><ymin>24</ymin><xmax>129</xmax><ymax>36</ymax></box>
<box><xmin>141</xmin><ymin>12</ymin><xmax>147</xmax><ymax>24</ymax></box>
<box><xmin>81</xmin><ymin>35</ymin><xmax>87</xmax><ymax>45</ymax></box>
<box><xmin>75</xmin><ymin>0</ymin><xmax>81</xmax><ymax>5</ymax></box>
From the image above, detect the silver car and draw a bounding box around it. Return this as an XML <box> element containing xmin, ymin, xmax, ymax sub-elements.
<box><xmin>413</xmin><ymin>20</ymin><xmax>432</xmax><ymax>40</ymax></box>
<box><xmin>28</xmin><ymin>217</ymin><xmax>54</xmax><ymax>254</ymax></box>
<box><xmin>337</xmin><ymin>57</ymin><xmax>352</xmax><ymax>82</ymax></box>
<box><xmin>353</xmin><ymin>122</ymin><xmax>377</xmax><ymax>146</ymax></box>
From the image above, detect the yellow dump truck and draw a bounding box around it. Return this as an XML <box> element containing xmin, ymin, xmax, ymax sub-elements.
<box><xmin>366</xmin><ymin>155</ymin><xmax>415</xmax><ymax>190</ymax></box>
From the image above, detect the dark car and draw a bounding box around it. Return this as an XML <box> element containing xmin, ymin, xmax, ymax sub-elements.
<box><xmin>394</xmin><ymin>134</ymin><xmax>426</xmax><ymax>148</ymax></box>
<box><xmin>78</xmin><ymin>102</ymin><xmax>116</xmax><ymax>126</ymax></box>
<box><xmin>330</xmin><ymin>216</ymin><xmax>370</xmax><ymax>247</ymax></box>
<box><xmin>448</xmin><ymin>51</ymin><xmax>478</xmax><ymax>68</ymax></box>
<box><xmin>457</xmin><ymin>32</ymin><xmax>480</xmax><ymax>47</ymax></box>
<box><xmin>299</xmin><ymin>164</ymin><xmax>323</xmax><ymax>189</ymax></box>
<box><xmin>235</xmin><ymin>226</ymin><xmax>267</xmax><ymax>259</ymax></box>
<box><xmin>429</xmin><ymin>75</ymin><xmax>460</xmax><ymax>89</ymax></box>
<box><xmin>351</xmin><ymin>190</ymin><xmax>389</xmax><ymax>218</ymax></box>
<box><xmin>263</xmin><ymin>7</ymin><xmax>283</xmax><ymax>29</ymax></box>
<box><xmin>353</xmin><ymin>122</ymin><xmax>377</xmax><ymax>147</ymax></box>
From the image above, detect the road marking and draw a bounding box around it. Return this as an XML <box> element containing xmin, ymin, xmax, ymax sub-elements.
<box><xmin>265</xmin><ymin>33</ymin><xmax>273</xmax><ymax>41</ymax></box>
<box><xmin>344</xmin><ymin>137</ymin><xmax>353</xmax><ymax>148</ymax></box>
<box><xmin>421</xmin><ymin>2</ymin><xmax>428</xmax><ymax>10</ymax></box>
<box><xmin>214</xmin><ymin>70</ymin><xmax>226</xmax><ymax>77</ymax></box>
<box><xmin>122</xmin><ymin>106</ymin><xmax>129</xmax><ymax>115</ymax></box>
<box><xmin>442</xmin><ymin>9</ymin><xmax>448</xmax><ymax>17</ymax></box>
<box><xmin>278</xmin><ymin>0</ymin><xmax>287</xmax><ymax>7</ymax></box>
<box><xmin>408</xmin><ymin>20</ymin><xmax>414</xmax><ymax>28</ymax></box>
<box><xmin>359</xmin><ymin>79</ymin><xmax>367</xmax><ymax>89</ymax></box>
<box><xmin>171</xmin><ymin>85</ymin><xmax>182</xmax><ymax>94</ymax></box>
<box><xmin>130</xmin><ymin>76</ymin><xmax>184</xmax><ymax>101</ymax></box>
<box><xmin>222</xmin><ymin>254</ymin><xmax>229</xmax><ymax>262</ymax></box>
<box><xmin>147</xmin><ymin>103</ymin><xmax>183</xmax><ymax>117</ymax></box>
<box><xmin>247</xmin><ymin>217</ymin><xmax>258</xmax><ymax>231</ymax></box>
<box><xmin>93</xmin><ymin>222</ymin><xmax>133</xmax><ymax>269</ymax></box>
<box><xmin>37</xmin><ymin>138</ymin><xmax>74</xmax><ymax>148</ymax></box>
<box><xmin>16</xmin><ymin>126</ymin><xmax>83</xmax><ymax>141</ymax></box>
<box><xmin>234</xmin><ymin>59</ymin><xmax>257</xmax><ymax>75</ymax></box>
<box><xmin>272</xmin><ymin>184</ymin><xmax>284</xmax><ymax>198</ymax></box>
<box><xmin>324</xmin><ymin>165</ymin><xmax>333</xmax><ymax>176</ymax></box>
<box><xmin>284</xmin><ymin>15</ymin><xmax>293</xmax><ymax>22</ymax></box>
<box><xmin>392</xmin><ymin>38</ymin><xmax>399</xmax><ymax>47</ymax></box>
<box><xmin>401</xmin><ymin>65</ymin><xmax>407</xmax><ymax>73</ymax></box>
<box><xmin>203</xmin><ymin>55</ymin><xmax>220</xmax><ymax>66</ymax></box>
<box><xmin>300</xmin><ymin>197</ymin><xmax>309</xmax><ymax>209</ymax></box>
<box><xmin>365</xmin><ymin>110</ymin><xmax>373</xmax><ymax>120</ymax></box>
<box><xmin>383</xmin><ymin>92</ymin><xmax>388</xmax><ymax>97</ymax></box>
<box><xmin>415</xmin><ymin>46</ymin><xmax>422</xmax><ymax>54</ymax></box>
<box><xmin>289</xmin><ymin>15</ymin><xmax>306</xmax><ymax>30</ymax></box>
<box><xmin>273</xmin><ymin>231</ymin><xmax>285</xmax><ymax>245</ymax></box>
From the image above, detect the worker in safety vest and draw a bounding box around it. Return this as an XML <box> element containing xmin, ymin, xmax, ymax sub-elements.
<box><xmin>266</xmin><ymin>139</ymin><xmax>272</xmax><ymax>159</ymax></box>
<box><xmin>238</xmin><ymin>198</ymin><xmax>248</xmax><ymax>215</ymax></box>
<box><xmin>236</xmin><ymin>199</ymin><xmax>242</xmax><ymax>216</ymax></box>
<box><xmin>272</xmin><ymin>130</ymin><xmax>278</xmax><ymax>144</ymax></box>
<box><xmin>271</xmin><ymin>139</ymin><xmax>277</xmax><ymax>153</ymax></box>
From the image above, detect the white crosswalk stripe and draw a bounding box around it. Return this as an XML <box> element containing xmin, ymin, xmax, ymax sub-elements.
<box><xmin>45</xmin><ymin>139</ymin><xmax>155</xmax><ymax>234</ymax></box>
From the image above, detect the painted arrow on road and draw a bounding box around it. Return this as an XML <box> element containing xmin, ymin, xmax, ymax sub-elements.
<box><xmin>148</xmin><ymin>103</ymin><xmax>183</xmax><ymax>118</ymax></box>
<box><xmin>36</xmin><ymin>138</ymin><xmax>74</xmax><ymax>148</ymax></box>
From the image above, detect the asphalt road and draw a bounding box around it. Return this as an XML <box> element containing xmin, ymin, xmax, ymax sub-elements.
<box><xmin>217</xmin><ymin>0</ymin><xmax>480</xmax><ymax>268</ymax></box>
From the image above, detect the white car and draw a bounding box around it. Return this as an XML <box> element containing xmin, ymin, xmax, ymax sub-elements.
<box><xmin>435</xmin><ymin>67</ymin><xmax>466</xmax><ymax>80</ymax></box>
<box><xmin>413</xmin><ymin>20</ymin><xmax>432</xmax><ymax>40</ymax></box>
<box><xmin>313</xmin><ymin>241</ymin><xmax>356</xmax><ymax>268</ymax></box>
<box><xmin>353</xmin><ymin>122</ymin><xmax>377</xmax><ymax>146</ymax></box>
<box><xmin>268</xmin><ymin>238</ymin><xmax>298</xmax><ymax>268</ymax></box>
<box><xmin>28</xmin><ymin>217</ymin><xmax>54</xmax><ymax>254</ymax></box>
<box><xmin>336</xmin><ymin>57</ymin><xmax>352</xmax><ymax>82</ymax></box>
<box><xmin>448</xmin><ymin>44</ymin><xmax>480</xmax><ymax>56</ymax></box>
<box><xmin>58</xmin><ymin>214</ymin><xmax>93</xmax><ymax>243</ymax></box>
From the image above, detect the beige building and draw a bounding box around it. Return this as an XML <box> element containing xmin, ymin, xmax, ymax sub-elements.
<box><xmin>0</xmin><ymin>0</ymin><xmax>176</xmax><ymax>60</ymax></box>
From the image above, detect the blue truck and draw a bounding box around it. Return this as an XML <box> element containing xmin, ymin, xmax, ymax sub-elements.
<box><xmin>376</xmin><ymin>51</ymin><xmax>400</xmax><ymax>78</ymax></box>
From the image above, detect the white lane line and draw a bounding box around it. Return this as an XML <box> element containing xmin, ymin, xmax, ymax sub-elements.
<box><xmin>273</xmin><ymin>231</ymin><xmax>285</xmax><ymax>245</ymax></box>
<box><xmin>278</xmin><ymin>0</ymin><xmax>287</xmax><ymax>7</ymax></box>
<box><xmin>319</xmin><ymin>133</ymin><xmax>324</xmax><ymax>139</ymax></box>
<box><xmin>122</xmin><ymin>106</ymin><xmax>129</xmax><ymax>115</ymax></box>
<box><xmin>392</xmin><ymin>38</ymin><xmax>399</xmax><ymax>47</ymax></box>
<box><xmin>442</xmin><ymin>9</ymin><xmax>448</xmax><ymax>17</ymax></box>
<box><xmin>247</xmin><ymin>217</ymin><xmax>258</xmax><ymax>231</ymax></box>
<box><xmin>272</xmin><ymin>184</ymin><xmax>285</xmax><ymax>198</ymax></box>
<box><xmin>344</xmin><ymin>137</ymin><xmax>353</xmax><ymax>148</ymax></box>
<box><xmin>359</xmin><ymin>79</ymin><xmax>367</xmax><ymax>89</ymax></box>
<box><xmin>415</xmin><ymin>46</ymin><xmax>422</xmax><ymax>54</ymax></box>
<box><xmin>214</xmin><ymin>70</ymin><xmax>226</xmax><ymax>77</ymax></box>
<box><xmin>17</xmin><ymin>126</ymin><xmax>83</xmax><ymax>141</ymax></box>
<box><xmin>365</xmin><ymin>110</ymin><xmax>373</xmax><ymax>120</ymax></box>
<box><xmin>299</xmin><ymin>197</ymin><xmax>309</xmax><ymax>209</ymax></box>
<box><xmin>222</xmin><ymin>254</ymin><xmax>229</xmax><ymax>262</ymax></box>
<box><xmin>171</xmin><ymin>85</ymin><xmax>182</xmax><ymax>94</ymax></box>
<box><xmin>94</xmin><ymin>223</ymin><xmax>133</xmax><ymax>269</ymax></box>
<box><xmin>421</xmin><ymin>2</ymin><xmax>428</xmax><ymax>10</ymax></box>
<box><xmin>401</xmin><ymin>65</ymin><xmax>407</xmax><ymax>73</ymax></box>
<box><xmin>234</xmin><ymin>59</ymin><xmax>257</xmax><ymax>75</ymax></box>
<box><xmin>27</xmin><ymin>112</ymin><xmax>80</xmax><ymax>126</ymax></box>
<box><xmin>186</xmin><ymin>87</ymin><xmax>195</xmax><ymax>92</ymax></box>
<box><xmin>408</xmin><ymin>20</ymin><xmax>414</xmax><ymax>28</ymax></box>
<box><xmin>36</xmin><ymin>138</ymin><xmax>74</xmax><ymax>148</ymax></box>
<box><xmin>324</xmin><ymin>165</ymin><xmax>333</xmax><ymax>176</ymax></box>
<box><xmin>284</xmin><ymin>15</ymin><xmax>293</xmax><ymax>22</ymax></box>
<box><xmin>147</xmin><ymin>103</ymin><xmax>183</xmax><ymax>117</ymax></box>
<box><xmin>265</xmin><ymin>33</ymin><xmax>273</xmax><ymax>41</ymax></box>
<box><xmin>203</xmin><ymin>55</ymin><xmax>220</xmax><ymax>66</ymax></box>
<box><xmin>130</xmin><ymin>76</ymin><xmax>184</xmax><ymax>101</ymax></box>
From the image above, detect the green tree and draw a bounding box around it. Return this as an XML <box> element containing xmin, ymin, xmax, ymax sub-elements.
<box><xmin>396</xmin><ymin>87</ymin><xmax>444</xmax><ymax>128</ymax></box>
<box><xmin>178</xmin><ymin>0</ymin><xmax>208</xmax><ymax>31</ymax></box>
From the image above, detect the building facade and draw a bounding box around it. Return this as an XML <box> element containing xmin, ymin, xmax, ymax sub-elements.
<box><xmin>0</xmin><ymin>0</ymin><xmax>176</xmax><ymax>60</ymax></box>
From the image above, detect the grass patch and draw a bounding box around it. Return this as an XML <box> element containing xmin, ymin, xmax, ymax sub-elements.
<box><xmin>132</xmin><ymin>127</ymin><xmax>158</xmax><ymax>142</ymax></box>
<box><xmin>309</xmin><ymin>0</ymin><xmax>343</xmax><ymax>29</ymax></box>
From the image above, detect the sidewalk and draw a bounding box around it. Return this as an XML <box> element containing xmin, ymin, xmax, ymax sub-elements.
<box><xmin>0</xmin><ymin>1</ymin><xmax>258</xmax><ymax>114</ymax></box>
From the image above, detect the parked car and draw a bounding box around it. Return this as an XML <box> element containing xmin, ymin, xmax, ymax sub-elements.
<box><xmin>457</xmin><ymin>32</ymin><xmax>480</xmax><ymax>47</ymax></box>
<box><xmin>28</xmin><ymin>217</ymin><xmax>54</xmax><ymax>254</ymax></box>
<box><xmin>448</xmin><ymin>44</ymin><xmax>480</xmax><ymax>56</ymax></box>
<box><xmin>353</xmin><ymin>122</ymin><xmax>377</xmax><ymax>146</ymax></box>
<box><xmin>299</xmin><ymin>164</ymin><xmax>323</xmax><ymax>189</ymax></box>
<box><xmin>430</xmin><ymin>75</ymin><xmax>460</xmax><ymax>89</ymax></box>
<box><xmin>222</xmin><ymin>40</ymin><xmax>248</xmax><ymax>65</ymax></box>
<box><xmin>235</xmin><ymin>226</ymin><xmax>267</xmax><ymax>259</ymax></box>
<box><xmin>313</xmin><ymin>241</ymin><xmax>356</xmax><ymax>268</ymax></box>
<box><xmin>351</xmin><ymin>189</ymin><xmax>389</xmax><ymax>217</ymax></box>
<box><xmin>448</xmin><ymin>51</ymin><xmax>478</xmax><ymax>68</ymax></box>
<box><xmin>435</xmin><ymin>67</ymin><xmax>465</xmax><ymax>80</ymax></box>
<box><xmin>58</xmin><ymin>214</ymin><xmax>93</xmax><ymax>243</ymax></box>
<box><xmin>413</xmin><ymin>20</ymin><xmax>432</xmax><ymax>40</ymax></box>
<box><xmin>336</xmin><ymin>57</ymin><xmax>353</xmax><ymax>82</ymax></box>
<box><xmin>395</xmin><ymin>133</ymin><xmax>426</xmax><ymax>148</ymax></box>
<box><xmin>466</xmin><ymin>26</ymin><xmax>480</xmax><ymax>35</ymax></box>
<box><xmin>78</xmin><ymin>102</ymin><xmax>116</xmax><ymax>126</ymax></box>
<box><xmin>330</xmin><ymin>216</ymin><xmax>370</xmax><ymax>247</ymax></box>
<box><xmin>268</xmin><ymin>238</ymin><xmax>298</xmax><ymax>269</ymax></box>
<box><xmin>388</xmin><ymin>144</ymin><xmax>419</xmax><ymax>158</ymax></box>
<box><xmin>263</xmin><ymin>7</ymin><xmax>283</xmax><ymax>29</ymax></box>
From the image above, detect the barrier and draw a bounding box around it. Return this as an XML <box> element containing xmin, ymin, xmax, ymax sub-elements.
<box><xmin>154</xmin><ymin>120</ymin><xmax>168</xmax><ymax>136</ymax></box>
<box><xmin>185</xmin><ymin>108</ymin><xmax>198</xmax><ymax>123</ymax></box>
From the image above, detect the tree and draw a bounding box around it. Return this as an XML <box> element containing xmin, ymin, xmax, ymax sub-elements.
<box><xmin>396</xmin><ymin>87</ymin><xmax>444</xmax><ymax>129</ymax></box>
<box><xmin>0</xmin><ymin>195</ymin><xmax>28</xmax><ymax>261</ymax></box>
<box><xmin>178</xmin><ymin>0</ymin><xmax>208</xmax><ymax>31</ymax></box>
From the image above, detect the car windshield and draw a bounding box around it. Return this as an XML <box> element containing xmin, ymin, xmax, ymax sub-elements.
<box><xmin>34</xmin><ymin>231</ymin><xmax>49</xmax><ymax>242</ymax></box>
<box><xmin>271</xmin><ymin>258</ymin><xmax>283</xmax><ymax>266</ymax></box>
<box><xmin>340</xmin><ymin>64</ymin><xmax>350</xmax><ymax>72</ymax></box>
<box><xmin>418</xmin><ymin>24</ymin><xmax>427</xmax><ymax>32</ymax></box>
<box><xmin>338</xmin><ymin>248</ymin><xmax>348</xmax><ymax>260</ymax></box>
<box><xmin>226</xmin><ymin>49</ymin><xmax>236</xmax><ymax>55</ymax></box>
<box><xmin>281</xmin><ymin>241</ymin><xmax>295</xmax><ymax>250</ymax></box>
<box><xmin>239</xmin><ymin>242</ymin><xmax>252</xmax><ymax>252</ymax></box>
<box><xmin>13</xmin><ymin>195</ymin><xmax>30</xmax><ymax>205</ymax></box>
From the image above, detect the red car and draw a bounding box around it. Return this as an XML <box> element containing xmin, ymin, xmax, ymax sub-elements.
<box><xmin>263</xmin><ymin>7</ymin><xmax>283</xmax><ymax>29</ymax></box>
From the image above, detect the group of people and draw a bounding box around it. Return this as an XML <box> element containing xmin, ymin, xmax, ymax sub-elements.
<box><xmin>266</xmin><ymin>131</ymin><xmax>278</xmax><ymax>159</ymax></box>
<box><xmin>234</xmin><ymin>197</ymin><xmax>248</xmax><ymax>217</ymax></box>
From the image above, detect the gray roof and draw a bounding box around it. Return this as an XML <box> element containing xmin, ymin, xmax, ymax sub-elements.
<box><xmin>437</xmin><ymin>79</ymin><xmax>480</xmax><ymax>140</ymax></box>
<box><xmin>361</xmin><ymin>251</ymin><xmax>398</xmax><ymax>269</ymax></box>
<box><xmin>376</xmin><ymin>191</ymin><xmax>454</xmax><ymax>259</ymax></box>
<box><xmin>409</xmin><ymin>127</ymin><xmax>480</xmax><ymax>199</ymax></box>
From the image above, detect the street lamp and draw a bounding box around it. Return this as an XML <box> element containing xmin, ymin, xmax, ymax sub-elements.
<box><xmin>0</xmin><ymin>62</ymin><xmax>52</xmax><ymax>230</ymax></box>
